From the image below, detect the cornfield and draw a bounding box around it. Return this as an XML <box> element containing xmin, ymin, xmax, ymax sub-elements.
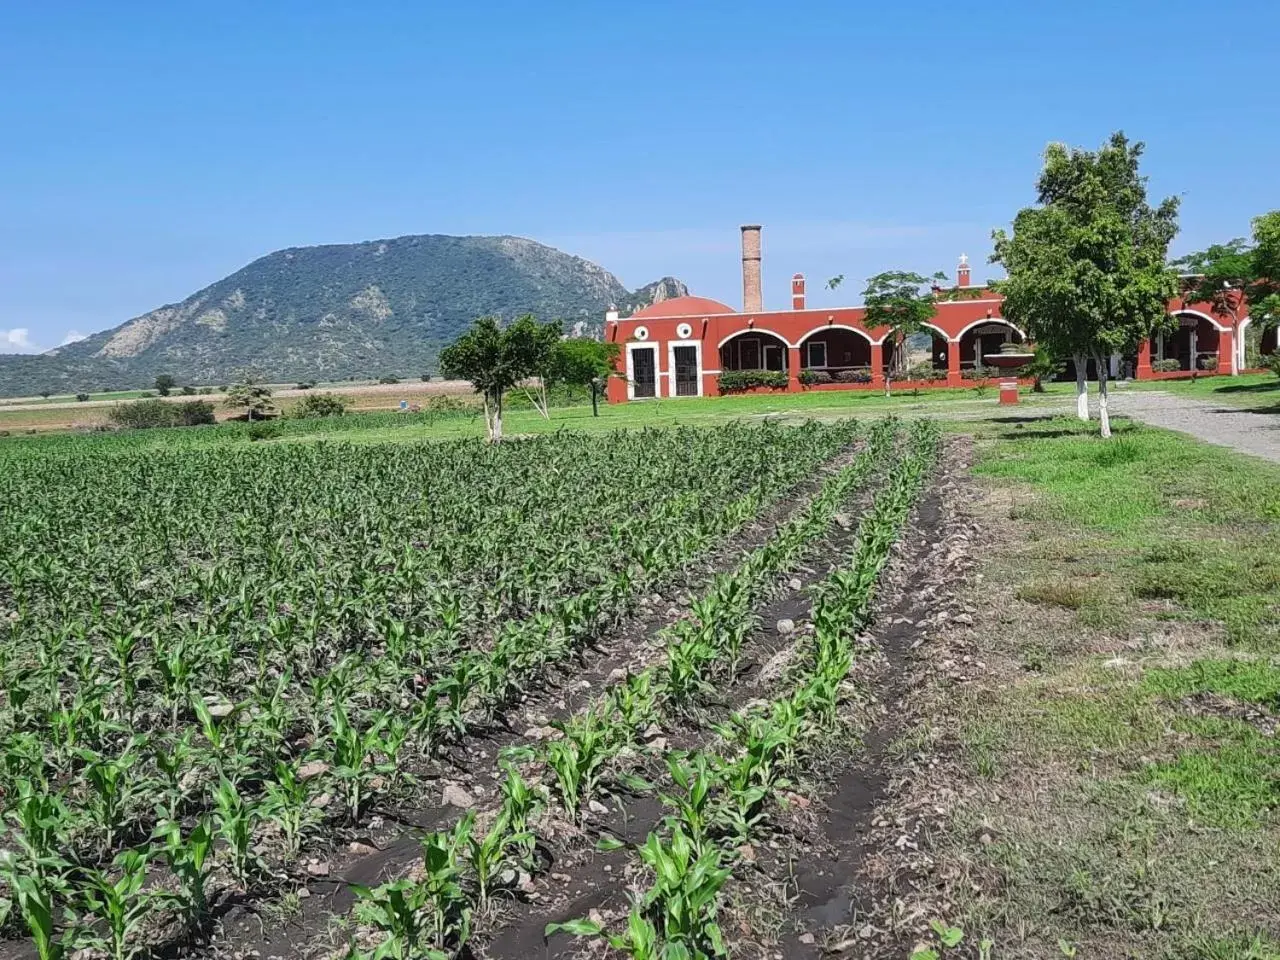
<box><xmin>0</xmin><ymin>417</ymin><xmax>940</xmax><ymax>959</ymax></box>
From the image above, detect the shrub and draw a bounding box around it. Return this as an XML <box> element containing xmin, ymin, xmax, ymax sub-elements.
<box><xmin>291</xmin><ymin>393</ymin><xmax>348</xmax><ymax>419</ymax></box>
<box><xmin>905</xmin><ymin>362</ymin><xmax>946</xmax><ymax>382</ymax></box>
<box><xmin>295</xmin><ymin>381</ymin><xmax>316</xmax><ymax>390</ymax></box>
<box><xmin>140</xmin><ymin>391</ymin><xmax>155</xmax><ymax>399</ymax></box>
<box><xmin>1265</xmin><ymin>354</ymin><xmax>1280</xmax><ymax>378</ymax></box>
<box><xmin>181</xmin><ymin>385</ymin><xmax>197</xmax><ymax>395</ymax></box>
<box><xmin>420</xmin><ymin>374</ymin><xmax>432</xmax><ymax>382</ymax></box>
<box><xmin>199</xmin><ymin>387</ymin><xmax>213</xmax><ymax>395</ymax></box>
<box><xmin>961</xmin><ymin>365</ymin><xmax>994</xmax><ymax>381</ymax></box>
<box><xmin>798</xmin><ymin>369</ymin><xmax>832</xmax><ymax>386</ymax></box>
<box><xmin>1199</xmin><ymin>355</ymin><xmax>1219</xmax><ymax>372</ymax></box>
<box><xmin>833</xmin><ymin>367</ymin><xmax>872</xmax><ymax>384</ymax></box>
<box><xmin>378</xmin><ymin>376</ymin><xmax>401</xmax><ymax>385</ymax></box>
<box><xmin>106</xmin><ymin>398</ymin><xmax>215</xmax><ymax>429</ymax></box>
<box><xmin>1152</xmin><ymin>358</ymin><xmax>1181</xmax><ymax>373</ymax></box>
<box><xmin>75</xmin><ymin>393</ymin><xmax>90</xmax><ymax>402</ymax></box>
<box><xmin>717</xmin><ymin>370</ymin><xmax>789</xmax><ymax>392</ymax></box>
<box><xmin>174</xmin><ymin>400</ymin><xmax>216</xmax><ymax>426</ymax></box>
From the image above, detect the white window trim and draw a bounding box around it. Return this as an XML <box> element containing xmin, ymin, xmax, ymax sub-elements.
<box><xmin>666</xmin><ymin>339</ymin><xmax>703</xmax><ymax>398</ymax></box>
<box><xmin>626</xmin><ymin>342</ymin><xmax>659</xmax><ymax>400</ymax></box>
<box><xmin>806</xmin><ymin>341</ymin><xmax>827</xmax><ymax>368</ymax></box>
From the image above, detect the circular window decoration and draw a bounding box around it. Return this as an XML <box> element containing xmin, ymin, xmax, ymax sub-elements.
<box><xmin>676</xmin><ymin>322</ymin><xmax>693</xmax><ymax>339</ymax></box>
<box><xmin>633</xmin><ymin>326</ymin><xmax>649</xmax><ymax>341</ymax></box>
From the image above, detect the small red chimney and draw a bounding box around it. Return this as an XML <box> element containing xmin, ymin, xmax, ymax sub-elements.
<box><xmin>957</xmin><ymin>253</ymin><xmax>971</xmax><ymax>288</ymax></box>
<box><xmin>791</xmin><ymin>273</ymin><xmax>806</xmax><ymax>310</ymax></box>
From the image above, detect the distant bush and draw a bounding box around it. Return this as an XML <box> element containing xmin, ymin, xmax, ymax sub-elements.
<box><xmin>296</xmin><ymin>381</ymin><xmax>316</xmax><ymax>390</ymax></box>
<box><xmin>1199</xmin><ymin>355</ymin><xmax>1219</xmax><ymax>372</ymax></box>
<box><xmin>181</xmin><ymin>385</ymin><xmax>197</xmax><ymax>395</ymax></box>
<box><xmin>247</xmin><ymin>422</ymin><xmax>278</xmax><ymax>441</ymax></box>
<box><xmin>139</xmin><ymin>391</ymin><xmax>155</xmax><ymax>399</ymax></box>
<box><xmin>798</xmin><ymin>369</ymin><xmax>832</xmax><ymax>386</ymax></box>
<box><xmin>290</xmin><ymin>392</ymin><xmax>348</xmax><ymax>419</ymax></box>
<box><xmin>961</xmin><ymin>365</ymin><xmax>994</xmax><ymax>381</ymax></box>
<box><xmin>106</xmin><ymin>398</ymin><xmax>215</xmax><ymax>430</ymax></box>
<box><xmin>1265</xmin><ymin>354</ymin><xmax>1280</xmax><ymax>378</ymax></box>
<box><xmin>718</xmin><ymin>370</ymin><xmax>789</xmax><ymax>392</ymax></box>
<box><xmin>833</xmin><ymin>368</ymin><xmax>872</xmax><ymax>384</ymax></box>
<box><xmin>378</xmin><ymin>376</ymin><xmax>401</xmax><ymax>385</ymax></box>
<box><xmin>420</xmin><ymin>374</ymin><xmax>432</xmax><ymax>382</ymax></box>
<box><xmin>905</xmin><ymin>362</ymin><xmax>947</xmax><ymax>382</ymax></box>
<box><xmin>75</xmin><ymin>393</ymin><xmax>90</xmax><ymax>402</ymax></box>
<box><xmin>39</xmin><ymin>391</ymin><xmax>51</xmax><ymax>399</ymax></box>
<box><xmin>1152</xmin><ymin>358</ymin><xmax>1181</xmax><ymax>373</ymax></box>
<box><xmin>198</xmin><ymin>387</ymin><xmax>213</xmax><ymax>395</ymax></box>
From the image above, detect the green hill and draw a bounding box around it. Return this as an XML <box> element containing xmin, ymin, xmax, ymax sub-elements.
<box><xmin>0</xmin><ymin>234</ymin><xmax>686</xmax><ymax>397</ymax></box>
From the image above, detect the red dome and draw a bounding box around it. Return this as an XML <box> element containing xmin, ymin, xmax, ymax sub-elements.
<box><xmin>630</xmin><ymin>295</ymin><xmax>736</xmax><ymax>320</ymax></box>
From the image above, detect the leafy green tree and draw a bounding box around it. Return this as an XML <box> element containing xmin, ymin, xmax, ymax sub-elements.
<box><xmin>439</xmin><ymin>315</ymin><xmax>560</xmax><ymax>441</ymax></box>
<box><xmin>546</xmin><ymin>338</ymin><xmax>621</xmax><ymax>416</ymax></box>
<box><xmin>154</xmin><ymin>374</ymin><xmax>177</xmax><ymax>396</ymax></box>
<box><xmin>830</xmin><ymin>271</ymin><xmax>944</xmax><ymax>396</ymax></box>
<box><xmin>224</xmin><ymin>376</ymin><xmax>275</xmax><ymax>422</ymax></box>
<box><xmin>992</xmin><ymin>132</ymin><xmax>1180</xmax><ymax>437</ymax></box>
<box><xmin>1175</xmin><ymin>210</ymin><xmax>1280</xmax><ymax>373</ymax></box>
<box><xmin>1251</xmin><ymin>211</ymin><xmax>1280</xmax><ymax>328</ymax></box>
<box><xmin>1022</xmin><ymin>346</ymin><xmax>1063</xmax><ymax>393</ymax></box>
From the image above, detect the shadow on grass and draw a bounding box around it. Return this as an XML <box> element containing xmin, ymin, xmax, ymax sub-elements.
<box><xmin>1211</xmin><ymin>380</ymin><xmax>1280</xmax><ymax>395</ymax></box>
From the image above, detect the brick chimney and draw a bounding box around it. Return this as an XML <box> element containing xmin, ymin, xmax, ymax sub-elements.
<box><xmin>791</xmin><ymin>273</ymin><xmax>806</xmax><ymax>310</ymax></box>
<box><xmin>957</xmin><ymin>253</ymin><xmax>971</xmax><ymax>288</ymax></box>
<box><xmin>741</xmin><ymin>224</ymin><xmax>762</xmax><ymax>313</ymax></box>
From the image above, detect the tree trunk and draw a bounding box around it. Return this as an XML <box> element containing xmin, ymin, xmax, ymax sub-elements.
<box><xmin>590</xmin><ymin>383</ymin><xmax>599</xmax><ymax>417</ymax></box>
<box><xmin>1096</xmin><ymin>354</ymin><xmax>1111</xmax><ymax>439</ymax></box>
<box><xmin>1231</xmin><ymin>317</ymin><xmax>1240</xmax><ymax>375</ymax></box>
<box><xmin>491</xmin><ymin>391</ymin><xmax>504</xmax><ymax>443</ymax></box>
<box><xmin>1072</xmin><ymin>353</ymin><xmax>1089</xmax><ymax>420</ymax></box>
<box><xmin>884</xmin><ymin>369</ymin><xmax>892</xmax><ymax>398</ymax></box>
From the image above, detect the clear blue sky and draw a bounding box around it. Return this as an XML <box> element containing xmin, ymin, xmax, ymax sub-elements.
<box><xmin>3</xmin><ymin>0</ymin><xmax>1278</xmax><ymax>353</ymax></box>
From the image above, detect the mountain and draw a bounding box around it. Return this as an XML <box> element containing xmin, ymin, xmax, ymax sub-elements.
<box><xmin>0</xmin><ymin>234</ymin><xmax>688</xmax><ymax>397</ymax></box>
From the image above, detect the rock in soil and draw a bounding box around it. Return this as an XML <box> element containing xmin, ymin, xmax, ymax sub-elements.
<box><xmin>776</xmin><ymin>618</ymin><xmax>796</xmax><ymax>635</ymax></box>
<box><xmin>442</xmin><ymin>783</ymin><xmax>474</xmax><ymax>808</ymax></box>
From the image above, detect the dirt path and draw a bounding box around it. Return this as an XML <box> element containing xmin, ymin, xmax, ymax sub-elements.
<box><xmin>1110</xmin><ymin>389</ymin><xmax>1280</xmax><ymax>463</ymax></box>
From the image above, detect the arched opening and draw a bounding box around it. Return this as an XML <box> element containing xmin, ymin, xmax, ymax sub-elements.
<box><xmin>798</xmin><ymin>327</ymin><xmax>872</xmax><ymax>379</ymax></box>
<box><xmin>958</xmin><ymin>320</ymin><xmax>1025</xmax><ymax>372</ymax></box>
<box><xmin>1150</xmin><ymin>313</ymin><xmax>1221</xmax><ymax>372</ymax></box>
<box><xmin>719</xmin><ymin>330</ymin><xmax>790</xmax><ymax>373</ymax></box>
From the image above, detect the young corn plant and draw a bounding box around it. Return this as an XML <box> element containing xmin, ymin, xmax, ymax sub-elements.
<box><xmin>155</xmin><ymin>817</ymin><xmax>214</xmax><ymax>930</ymax></box>
<box><xmin>0</xmin><ymin>857</ymin><xmax>70</xmax><ymax>960</ymax></box>
<box><xmin>496</xmin><ymin>764</ymin><xmax>544</xmax><ymax>870</ymax></box>
<box><xmin>213</xmin><ymin>777</ymin><xmax>264</xmax><ymax>889</ymax></box>
<box><xmin>262</xmin><ymin>761</ymin><xmax>318</xmax><ymax>859</ymax></box>
<box><xmin>541</xmin><ymin>708</ymin><xmax>612</xmax><ymax>822</ymax></box>
<box><xmin>74</xmin><ymin>848</ymin><xmax>157</xmax><ymax>960</ymax></box>
<box><xmin>328</xmin><ymin>703</ymin><xmax>400</xmax><ymax>824</ymax></box>
<box><xmin>550</xmin><ymin>824</ymin><xmax>730</xmax><ymax>959</ymax></box>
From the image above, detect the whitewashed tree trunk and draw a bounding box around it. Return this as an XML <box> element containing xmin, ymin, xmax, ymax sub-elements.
<box><xmin>1073</xmin><ymin>353</ymin><xmax>1089</xmax><ymax>420</ymax></box>
<box><xmin>1096</xmin><ymin>354</ymin><xmax>1112</xmax><ymax>438</ymax></box>
<box><xmin>491</xmin><ymin>392</ymin><xmax>504</xmax><ymax>443</ymax></box>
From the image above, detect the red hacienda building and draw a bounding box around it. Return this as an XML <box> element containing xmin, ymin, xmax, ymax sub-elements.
<box><xmin>604</xmin><ymin>225</ymin><xmax>1276</xmax><ymax>403</ymax></box>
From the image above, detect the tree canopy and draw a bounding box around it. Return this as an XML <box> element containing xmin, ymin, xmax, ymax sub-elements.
<box><xmin>439</xmin><ymin>315</ymin><xmax>560</xmax><ymax>441</ymax></box>
<box><xmin>991</xmin><ymin>132</ymin><xmax>1180</xmax><ymax>436</ymax></box>
<box><xmin>1174</xmin><ymin>210</ymin><xmax>1280</xmax><ymax>368</ymax></box>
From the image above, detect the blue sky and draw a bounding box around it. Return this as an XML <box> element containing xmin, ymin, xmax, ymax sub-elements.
<box><xmin>2</xmin><ymin>0</ymin><xmax>1278</xmax><ymax>353</ymax></box>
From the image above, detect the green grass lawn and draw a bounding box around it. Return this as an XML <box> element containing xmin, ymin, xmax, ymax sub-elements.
<box><xmin>941</xmin><ymin>417</ymin><xmax>1280</xmax><ymax>957</ymax></box>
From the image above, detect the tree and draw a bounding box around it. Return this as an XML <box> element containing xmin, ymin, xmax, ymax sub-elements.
<box><xmin>546</xmin><ymin>338</ymin><xmax>621</xmax><ymax>417</ymax></box>
<box><xmin>1251</xmin><ymin>211</ymin><xmax>1280</xmax><ymax>329</ymax></box>
<box><xmin>224</xmin><ymin>376</ymin><xmax>275</xmax><ymax>421</ymax></box>
<box><xmin>438</xmin><ymin>315</ymin><xmax>559</xmax><ymax>442</ymax></box>
<box><xmin>991</xmin><ymin>132</ymin><xmax>1180</xmax><ymax>437</ymax></box>
<box><xmin>830</xmin><ymin>271</ymin><xmax>944</xmax><ymax>397</ymax></box>
<box><xmin>290</xmin><ymin>392</ymin><xmax>348</xmax><ymax>419</ymax></box>
<box><xmin>1022</xmin><ymin>347</ymin><xmax>1063</xmax><ymax>394</ymax></box>
<box><xmin>1175</xmin><ymin>210</ymin><xmax>1280</xmax><ymax>372</ymax></box>
<box><xmin>154</xmin><ymin>374</ymin><xmax>177</xmax><ymax>396</ymax></box>
<box><xmin>1172</xmin><ymin>240</ymin><xmax>1252</xmax><ymax>375</ymax></box>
